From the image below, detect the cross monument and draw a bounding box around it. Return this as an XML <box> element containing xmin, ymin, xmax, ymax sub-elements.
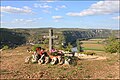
<box><xmin>43</xmin><ymin>29</ymin><xmax>57</xmax><ymax>52</ymax></box>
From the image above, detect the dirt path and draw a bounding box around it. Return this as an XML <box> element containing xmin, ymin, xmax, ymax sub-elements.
<box><xmin>78</xmin><ymin>55</ymin><xmax>107</xmax><ymax>60</ymax></box>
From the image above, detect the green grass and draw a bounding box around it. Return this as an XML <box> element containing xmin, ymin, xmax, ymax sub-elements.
<box><xmin>81</xmin><ymin>41</ymin><xmax>102</xmax><ymax>44</ymax></box>
<box><xmin>83</xmin><ymin>47</ymin><xmax>104</xmax><ymax>51</ymax></box>
<box><xmin>81</xmin><ymin>39</ymin><xmax>105</xmax><ymax>51</ymax></box>
<box><xmin>82</xmin><ymin>42</ymin><xmax>102</xmax><ymax>44</ymax></box>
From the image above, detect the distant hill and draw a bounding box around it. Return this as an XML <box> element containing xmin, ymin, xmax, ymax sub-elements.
<box><xmin>0</xmin><ymin>28</ymin><xmax>29</xmax><ymax>48</ymax></box>
<box><xmin>0</xmin><ymin>28</ymin><xmax>119</xmax><ymax>48</ymax></box>
<box><xmin>63</xmin><ymin>29</ymin><xmax>111</xmax><ymax>44</ymax></box>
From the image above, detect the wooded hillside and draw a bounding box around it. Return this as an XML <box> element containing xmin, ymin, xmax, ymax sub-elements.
<box><xmin>0</xmin><ymin>28</ymin><xmax>119</xmax><ymax>48</ymax></box>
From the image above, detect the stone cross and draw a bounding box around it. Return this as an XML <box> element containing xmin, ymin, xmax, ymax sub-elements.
<box><xmin>43</xmin><ymin>29</ymin><xmax>57</xmax><ymax>52</ymax></box>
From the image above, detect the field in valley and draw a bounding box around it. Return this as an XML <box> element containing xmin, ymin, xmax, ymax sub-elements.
<box><xmin>0</xmin><ymin>39</ymin><xmax>119</xmax><ymax>79</ymax></box>
<box><xmin>81</xmin><ymin>39</ymin><xmax>105</xmax><ymax>51</ymax></box>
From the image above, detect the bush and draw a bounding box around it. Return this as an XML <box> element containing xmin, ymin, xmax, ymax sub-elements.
<box><xmin>80</xmin><ymin>52</ymin><xmax>96</xmax><ymax>55</ymax></box>
<box><xmin>2</xmin><ymin>45</ymin><xmax>9</xmax><ymax>50</ymax></box>
<box><xmin>66</xmin><ymin>43</ymin><xmax>72</xmax><ymax>52</ymax></box>
<box><xmin>76</xmin><ymin>39</ymin><xmax>83</xmax><ymax>52</ymax></box>
<box><xmin>104</xmin><ymin>36</ymin><xmax>120</xmax><ymax>53</ymax></box>
<box><xmin>31</xmin><ymin>44</ymin><xmax>41</xmax><ymax>51</ymax></box>
<box><xmin>51</xmin><ymin>52</ymin><xmax>58</xmax><ymax>56</ymax></box>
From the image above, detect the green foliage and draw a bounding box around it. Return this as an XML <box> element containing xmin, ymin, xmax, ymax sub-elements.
<box><xmin>97</xmin><ymin>41</ymin><xmax>100</xmax><ymax>44</ymax></box>
<box><xmin>105</xmin><ymin>36</ymin><xmax>120</xmax><ymax>53</ymax></box>
<box><xmin>80</xmin><ymin>52</ymin><xmax>96</xmax><ymax>55</ymax></box>
<box><xmin>63</xmin><ymin>30</ymin><xmax>113</xmax><ymax>45</ymax></box>
<box><xmin>58</xmin><ymin>44</ymin><xmax>63</xmax><ymax>50</ymax></box>
<box><xmin>66</xmin><ymin>43</ymin><xmax>72</xmax><ymax>52</ymax></box>
<box><xmin>0</xmin><ymin>28</ymin><xmax>27</xmax><ymax>48</ymax></box>
<box><xmin>51</xmin><ymin>52</ymin><xmax>58</xmax><ymax>56</ymax></box>
<box><xmin>43</xmin><ymin>39</ymin><xmax>49</xmax><ymax>44</ymax></box>
<box><xmin>31</xmin><ymin>44</ymin><xmax>41</xmax><ymax>51</ymax></box>
<box><xmin>42</xmin><ymin>39</ymin><xmax>49</xmax><ymax>48</ymax></box>
<box><xmin>2</xmin><ymin>45</ymin><xmax>9</xmax><ymax>50</ymax></box>
<box><xmin>58</xmin><ymin>35</ymin><xmax>65</xmax><ymax>50</ymax></box>
<box><xmin>76</xmin><ymin>39</ymin><xmax>83</xmax><ymax>52</ymax></box>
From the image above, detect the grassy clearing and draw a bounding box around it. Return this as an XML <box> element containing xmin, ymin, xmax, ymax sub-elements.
<box><xmin>88</xmin><ymin>39</ymin><xmax>106</xmax><ymax>41</ymax></box>
<box><xmin>82</xmin><ymin>44</ymin><xmax>105</xmax><ymax>50</ymax></box>
<box><xmin>83</xmin><ymin>47</ymin><xmax>104</xmax><ymax>51</ymax></box>
<box><xmin>81</xmin><ymin>41</ymin><xmax>102</xmax><ymax>44</ymax></box>
<box><xmin>81</xmin><ymin>39</ymin><xmax>105</xmax><ymax>51</ymax></box>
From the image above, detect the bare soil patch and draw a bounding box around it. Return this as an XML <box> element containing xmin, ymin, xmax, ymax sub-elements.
<box><xmin>0</xmin><ymin>46</ymin><xmax>119</xmax><ymax>79</ymax></box>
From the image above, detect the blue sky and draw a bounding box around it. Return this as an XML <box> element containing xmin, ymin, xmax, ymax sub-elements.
<box><xmin>0</xmin><ymin>0</ymin><xmax>119</xmax><ymax>30</ymax></box>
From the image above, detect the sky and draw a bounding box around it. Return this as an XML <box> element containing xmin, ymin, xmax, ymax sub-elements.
<box><xmin>0</xmin><ymin>0</ymin><xmax>120</xmax><ymax>30</ymax></box>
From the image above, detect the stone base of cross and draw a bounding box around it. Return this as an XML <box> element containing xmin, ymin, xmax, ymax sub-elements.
<box><xmin>43</xmin><ymin>29</ymin><xmax>58</xmax><ymax>52</ymax></box>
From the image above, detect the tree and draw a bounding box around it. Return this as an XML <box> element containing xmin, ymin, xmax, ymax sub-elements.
<box><xmin>76</xmin><ymin>39</ymin><xmax>83</xmax><ymax>52</ymax></box>
<box><xmin>105</xmin><ymin>35</ymin><xmax>120</xmax><ymax>53</ymax></box>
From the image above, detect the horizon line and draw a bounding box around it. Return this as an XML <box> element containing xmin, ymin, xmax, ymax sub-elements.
<box><xmin>0</xmin><ymin>27</ymin><xmax>119</xmax><ymax>30</ymax></box>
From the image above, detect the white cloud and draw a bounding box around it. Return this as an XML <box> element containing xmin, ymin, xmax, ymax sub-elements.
<box><xmin>59</xmin><ymin>5</ymin><xmax>67</xmax><ymax>8</ymax></box>
<box><xmin>12</xmin><ymin>18</ymin><xmax>42</xmax><ymax>24</ymax></box>
<box><xmin>46</xmin><ymin>0</ymin><xmax>54</xmax><ymax>3</ymax></box>
<box><xmin>12</xmin><ymin>19</ymin><xmax>33</xmax><ymax>23</ymax></box>
<box><xmin>52</xmin><ymin>16</ymin><xmax>63</xmax><ymax>19</ymax></box>
<box><xmin>55</xmin><ymin>5</ymin><xmax>67</xmax><ymax>11</ymax></box>
<box><xmin>34</xmin><ymin>3</ymin><xmax>52</xmax><ymax>8</ymax></box>
<box><xmin>14</xmin><ymin>19</ymin><xmax>24</xmax><ymax>22</ymax></box>
<box><xmin>66</xmin><ymin>0</ymin><xmax>119</xmax><ymax>16</ymax></box>
<box><xmin>34</xmin><ymin>17</ymin><xmax>42</xmax><ymax>20</ymax></box>
<box><xmin>42</xmin><ymin>10</ymin><xmax>51</xmax><ymax>14</ymax></box>
<box><xmin>1</xmin><ymin>18</ymin><xmax>42</xmax><ymax>25</ymax></box>
<box><xmin>23</xmin><ymin>6</ymin><xmax>31</xmax><ymax>10</ymax></box>
<box><xmin>0</xmin><ymin>6</ymin><xmax>32</xmax><ymax>14</ymax></box>
<box><xmin>66</xmin><ymin>12</ymin><xmax>81</xmax><ymax>17</ymax></box>
<box><xmin>40</xmin><ymin>5</ymin><xmax>52</xmax><ymax>8</ymax></box>
<box><xmin>112</xmin><ymin>16</ymin><xmax>120</xmax><ymax>20</ymax></box>
<box><xmin>55</xmin><ymin>8</ymin><xmax>59</xmax><ymax>11</ymax></box>
<box><xmin>52</xmin><ymin>16</ymin><xmax>63</xmax><ymax>22</ymax></box>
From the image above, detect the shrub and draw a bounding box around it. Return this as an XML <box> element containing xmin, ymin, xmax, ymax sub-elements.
<box><xmin>31</xmin><ymin>44</ymin><xmax>41</xmax><ymax>51</ymax></box>
<box><xmin>97</xmin><ymin>41</ymin><xmax>100</xmax><ymax>44</ymax></box>
<box><xmin>104</xmin><ymin>36</ymin><xmax>120</xmax><ymax>53</ymax></box>
<box><xmin>76</xmin><ymin>39</ymin><xmax>83</xmax><ymax>52</ymax></box>
<box><xmin>51</xmin><ymin>52</ymin><xmax>58</xmax><ymax>56</ymax></box>
<box><xmin>66</xmin><ymin>43</ymin><xmax>72</xmax><ymax>52</ymax></box>
<box><xmin>58</xmin><ymin>44</ymin><xmax>64</xmax><ymax>50</ymax></box>
<box><xmin>2</xmin><ymin>45</ymin><xmax>9</xmax><ymax>50</ymax></box>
